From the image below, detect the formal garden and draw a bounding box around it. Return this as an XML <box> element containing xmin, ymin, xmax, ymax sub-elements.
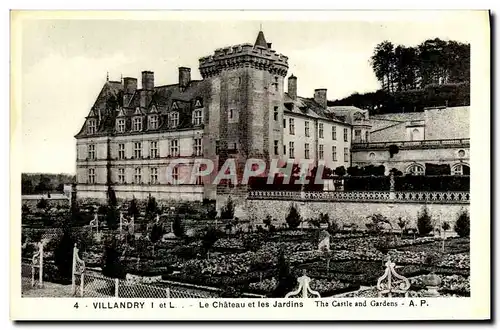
<box><xmin>21</xmin><ymin>193</ymin><xmax>470</xmax><ymax>298</ymax></box>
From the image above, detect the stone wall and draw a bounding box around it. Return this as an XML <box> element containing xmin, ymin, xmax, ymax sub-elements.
<box><xmin>216</xmin><ymin>193</ymin><xmax>469</xmax><ymax>229</ymax></box>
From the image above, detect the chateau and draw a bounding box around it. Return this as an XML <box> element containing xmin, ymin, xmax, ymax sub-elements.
<box><xmin>75</xmin><ymin>31</ymin><xmax>470</xmax><ymax>202</ymax></box>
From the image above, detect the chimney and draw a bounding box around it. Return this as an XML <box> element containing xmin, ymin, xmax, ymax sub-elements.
<box><xmin>123</xmin><ymin>77</ymin><xmax>137</xmax><ymax>106</ymax></box>
<box><xmin>288</xmin><ymin>75</ymin><xmax>297</xmax><ymax>100</ymax></box>
<box><xmin>314</xmin><ymin>89</ymin><xmax>327</xmax><ymax>109</ymax></box>
<box><xmin>179</xmin><ymin>67</ymin><xmax>191</xmax><ymax>89</ymax></box>
<box><xmin>141</xmin><ymin>71</ymin><xmax>154</xmax><ymax>90</ymax></box>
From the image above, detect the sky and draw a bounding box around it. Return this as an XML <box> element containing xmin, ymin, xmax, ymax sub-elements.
<box><xmin>18</xmin><ymin>12</ymin><xmax>477</xmax><ymax>174</ymax></box>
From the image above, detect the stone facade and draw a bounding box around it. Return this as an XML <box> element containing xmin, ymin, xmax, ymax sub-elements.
<box><xmin>74</xmin><ymin>30</ymin><xmax>470</xmax><ymax>203</ymax></box>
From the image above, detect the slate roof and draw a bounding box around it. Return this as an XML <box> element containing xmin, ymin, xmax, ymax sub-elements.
<box><xmin>284</xmin><ymin>93</ymin><xmax>348</xmax><ymax>124</ymax></box>
<box><xmin>75</xmin><ymin>80</ymin><xmax>208</xmax><ymax>138</ymax></box>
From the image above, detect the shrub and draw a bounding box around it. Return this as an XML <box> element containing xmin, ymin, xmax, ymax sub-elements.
<box><xmin>417</xmin><ymin>206</ymin><xmax>433</xmax><ymax>236</ymax></box>
<box><xmin>102</xmin><ymin>238</ymin><xmax>126</xmax><ymax>279</ymax></box>
<box><xmin>455</xmin><ymin>210</ymin><xmax>470</xmax><ymax>237</ymax></box>
<box><xmin>172</xmin><ymin>215</ymin><xmax>185</xmax><ymax>238</ymax></box>
<box><xmin>327</xmin><ymin>219</ymin><xmax>340</xmax><ymax>235</ymax></box>
<box><xmin>263</xmin><ymin>215</ymin><xmax>272</xmax><ymax>229</ymax></box>
<box><xmin>220</xmin><ymin>197</ymin><xmax>235</xmax><ymax>220</ymax></box>
<box><xmin>128</xmin><ymin>197</ymin><xmax>139</xmax><ymax>218</ymax></box>
<box><xmin>334</xmin><ymin>166</ymin><xmax>346</xmax><ymax>177</ymax></box>
<box><xmin>105</xmin><ymin>206</ymin><xmax>119</xmax><ymax>230</ymax></box>
<box><xmin>272</xmin><ymin>250</ymin><xmax>296</xmax><ymax>298</ymax></box>
<box><xmin>37</xmin><ymin>198</ymin><xmax>48</xmax><ymax>210</ymax></box>
<box><xmin>285</xmin><ymin>204</ymin><xmax>302</xmax><ymax>229</ymax></box>
<box><xmin>201</xmin><ymin>227</ymin><xmax>221</xmax><ymax>259</ymax></box>
<box><xmin>145</xmin><ymin>194</ymin><xmax>158</xmax><ymax>218</ymax></box>
<box><xmin>366</xmin><ymin>213</ymin><xmax>391</xmax><ymax>234</ymax></box>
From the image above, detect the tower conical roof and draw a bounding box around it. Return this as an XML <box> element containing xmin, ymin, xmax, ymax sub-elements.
<box><xmin>254</xmin><ymin>31</ymin><xmax>268</xmax><ymax>48</ymax></box>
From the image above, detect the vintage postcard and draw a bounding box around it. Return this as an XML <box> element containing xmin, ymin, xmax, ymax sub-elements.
<box><xmin>10</xmin><ymin>10</ymin><xmax>491</xmax><ymax>321</ymax></box>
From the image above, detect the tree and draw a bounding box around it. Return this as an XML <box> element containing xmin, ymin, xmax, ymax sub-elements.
<box><xmin>220</xmin><ymin>197</ymin><xmax>235</xmax><ymax>220</ymax></box>
<box><xmin>128</xmin><ymin>197</ymin><xmax>140</xmax><ymax>219</ymax></box>
<box><xmin>370</xmin><ymin>40</ymin><xmax>396</xmax><ymax>92</ymax></box>
<box><xmin>106</xmin><ymin>205</ymin><xmax>119</xmax><ymax>230</ymax></box>
<box><xmin>271</xmin><ymin>250</ymin><xmax>297</xmax><ymax>298</ymax></box>
<box><xmin>102</xmin><ymin>238</ymin><xmax>126</xmax><ymax>280</ymax></box>
<box><xmin>145</xmin><ymin>194</ymin><xmax>158</xmax><ymax>219</ymax></box>
<box><xmin>417</xmin><ymin>206</ymin><xmax>433</xmax><ymax>236</ymax></box>
<box><xmin>454</xmin><ymin>210</ymin><xmax>470</xmax><ymax>237</ymax></box>
<box><xmin>53</xmin><ymin>226</ymin><xmax>75</xmax><ymax>284</ymax></box>
<box><xmin>201</xmin><ymin>227</ymin><xmax>220</xmax><ymax>260</ymax></box>
<box><xmin>442</xmin><ymin>221</ymin><xmax>450</xmax><ymax>232</ymax></box>
<box><xmin>397</xmin><ymin>217</ymin><xmax>407</xmax><ymax>238</ymax></box>
<box><xmin>149</xmin><ymin>223</ymin><xmax>165</xmax><ymax>256</ymax></box>
<box><xmin>172</xmin><ymin>215</ymin><xmax>185</xmax><ymax>238</ymax></box>
<box><xmin>285</xmin><ymin>204</ymin><xmax>302</xmax><ymax>229</ymax></box>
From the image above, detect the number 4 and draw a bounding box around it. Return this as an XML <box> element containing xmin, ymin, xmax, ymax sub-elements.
<box><xmin>74</xmin><ymin>302</ymin><xmax>79</xmax><ymax>309</ymax></box>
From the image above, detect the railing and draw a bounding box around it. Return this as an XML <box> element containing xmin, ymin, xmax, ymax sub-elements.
<box><xmin>248</xmin><ymin>190</ymin><xmax>469</xmax><ymax>204</ymax></box>
<box><xmin>352</xmin><ymin>138</ymin><xmax>470</xmax><ymax>150</ymax></box>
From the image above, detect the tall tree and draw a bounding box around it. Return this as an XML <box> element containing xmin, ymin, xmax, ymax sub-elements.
<box><xmin>370</xmin><ymin>41</ymin><xmax>396</xmax><ymax>92</ymax></box>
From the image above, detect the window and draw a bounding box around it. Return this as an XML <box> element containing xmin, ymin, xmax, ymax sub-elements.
<box><xmin>344</xmin><ymin>128</ymin><xmax>348</xmax><ymax>142</ymax></box>
<box><xmin>150</xmin><ymin>167</ymin><xmax>158</xmax><ymax>184</ymax></box>
<box><xmin>134</xmin><ymin>168</ymin><xmax>142</xmax><ymax>184</ymax></box>
<box><xmin>344</xmin><ymin>147</ymin><xmax>349</xmax><ymax>162</ymax></box>
<box><xmin>116</xmin><ymin>119</ymin><xmax>125</xmax><ymax>133</ymax></box>
<box><xmin>133</xmin><ymin>142</ymin><xmax>142</xmax><ymax>159</ymax></box>
<box><xmin>170</xmin><ymin>139</ymin><xmax>179</xmax><ymax>157</ymax></box>
<box><xmin>148</xmin><ymin>115</ymin><xmax>158</xmax><ymax>130</ymax></box>
<box><xmin>289</xmin><ymin>118</ymin><xmax>295</xmax><ymax>135</ymax></box>
<box><xmin>88</xmin><ymin>144</ymin><xmax>96</xmax><ymax>160</ymax></box>
<box><xmin>305</xmin><ymin>121</ymin><xmax>310</xmax><ymax>137</ymax></box>
<box><xmin>118</xmin><ymin>168</ymin><xmax>125</xmax><ymax>184</ymax></box>
<box><xmin>452</xmin><ymin>164</ymin><xmax>470</xmax><ymax>176</ymax></box>
<box><xmin>319</xmin><ymin>123</ymin><xmax>324</xmax><ymax>138</ymax></box>
<box><xmin>369</xmin><ymin>152</ymin><xmax>375</xmax><ymax>160</ymax></box>
<box><xmin>88</xmin><ymin>168</ymin><xmax>95</xmax><ymax>184</ymax></box>
<box><xmin>229</xmin><ymin>109</ymin><xmax>234</xmax><ymax>119</ymax></box>
<box><xmin>305</xmin><ymin>143</ymin><xmax>310</xmax><ymax>159</ymax></box>
<box><xmin>87</xmin><ymin>120</ymin><xmax>97</xmax><ymax>134</ymax></box>
<box><xmin>411</xmin><ymin>128</ymin><xmax>422</xmax><ymax>141</ymax></box>
<box><xmin>195</xmin><ymin>175</ymin><xmax>203</xmax><ymax>185</ymax></box>
<box><xmin>194</xmin><ymin>138</ymin><xmax>202</xmax><ymax>156</ymax></box>
<box><xmin>193</xmin><ymin>109</ymin><xmax>203</xmax><ymax>126</ymax></box>
<box><xmin>274</xmin><ymin>140</ymin><xmax>279</xmax><ymax>155</ymax></box>
<box><xmin>319</xmin><ymin>144</ymin><xmax>324</xmax><ymax>160</ymax></box>
<box><xmin>283</xmin><ymin>145</ymin><xmax>286</xmax><ymax>155</ymax></box>
<box><xmin>274</xmin><ymin>107</ymin><xmax>278</xmax><ymax>121</ymax></box>
<box><xmin>215</xmin><ymin>140</ymin><xmax>220</xmax><ymax>155</ymax></box>
<box><xmin>172</xmin><ymin>167</ymin><xmax>179</xmax><ymax>183</ymax></box>
<box><xmin>170</xmin><ymin>112</ymin><xmax>179</xmax><ymax>128</ymax></box>
<box><xmin>118</xmin><ymin>143</ymin><xmax>125</xmax><ymax>160</ymax></box>
<box><xmin>354</xmin><ymin>130</ymin><xmax>361</xmax><ymax>142</ymax></box>
<box><xmin>332</xmin><ymin>146</ymin><xmax>337</xmax><ymax>161</ymax></box>
<box><xmin>407</xmin><ymin>164</ymin><xmax>425</xmax><ymax>176</ymax></box>
<box><xmin>289</xmin><ymin>142</ymin><xmax>295</xmax><ymax>158</ymax></box>
<box><xmin>332</xmin><ymin>126</ymin><xmax>337</xmax><ymax>140</ymax></box>
<box><xmin>365</xmin><ymin>131</ymin><xmax>369</xmax><ymax>142</ymax></box>
<box><xmin>133</xmin><ymin>117</ymin><xmax>143</xmax><ymax>131</ymax></box>
<box><xmin>150</xmin><ymin>141</ymin><xmax>158</xmax><ymax>158</ymax></box>
<box><xmin>458</xmin><ymin>149</ymin><xmax>465</xmax><ymax>158</ymax></box>
<box><xmin>283</xmin><ymin>119</ymin><xmax>286</xmax><ymax>128</ymax></box>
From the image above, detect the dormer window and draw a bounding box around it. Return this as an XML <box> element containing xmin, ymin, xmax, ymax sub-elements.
<box><xmin>133</xmin><ymin>117</ymin><xmax>143</xmax><ymax>131</ymax></box>
<box><xmin>149</xmin><ymin>115</ymin><xmax>158</xmax><ymax>130</ymax></box>
<box><xmin>87</xmin><ymin>119</ymin><xmax>97</xmax><ymax>134</ymax></box>
<box><xmin>170</xmin><ymin>112</ymin><xmax>179</xmax><ymax>128</ymax></box>
<box><xmin>193</xmin><ymin>109</ymin><xmax>203</xmax><ymax>126</ymax></box>
<box><xmin>116</xmin><ymin>118</ymin><xmax>126</xmax><ymax>133</ymax></box>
